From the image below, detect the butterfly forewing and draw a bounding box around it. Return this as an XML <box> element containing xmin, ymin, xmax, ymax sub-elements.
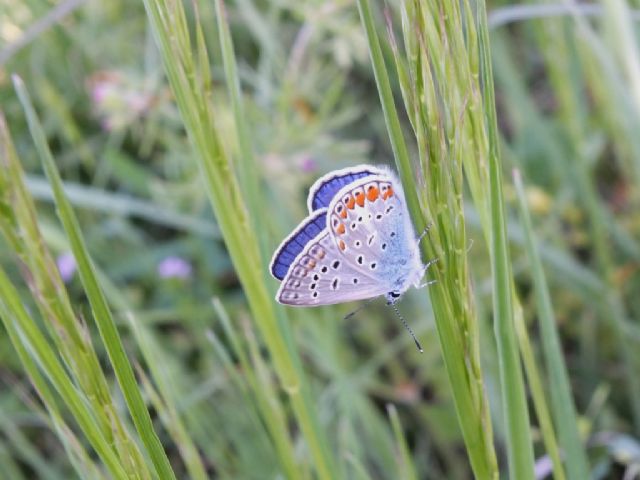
<box><xmin>306</xmin><ymin>165</ymin><xmax>382</xmax><ymax>212</ymax></box>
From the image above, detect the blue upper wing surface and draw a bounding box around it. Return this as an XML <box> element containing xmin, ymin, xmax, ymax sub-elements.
<box><xmin>307</xmin><ymin>166</ymin><xmax>379</xmax><ymax>212</ymax></box>
<box><xmin>270</xmin><ymin>208</ymin><xmax>328</xmax><ymax>280</ymax></box>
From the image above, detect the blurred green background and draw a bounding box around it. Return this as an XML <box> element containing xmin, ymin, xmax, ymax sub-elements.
<box><xmin>1</xmin><ymin>0</ymin><xmax>640</xmax><ymax>479</ymax></box>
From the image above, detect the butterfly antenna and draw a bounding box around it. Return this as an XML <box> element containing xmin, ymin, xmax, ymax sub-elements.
<box><xmin>344</xmin><ymin>298</ymin><xmax>375</xmax><ymax>320</ymax></box>
<box><xmin>389</xmin><ymin>302</ymin><xmax>423</xmax><ymax>353</ymax></box>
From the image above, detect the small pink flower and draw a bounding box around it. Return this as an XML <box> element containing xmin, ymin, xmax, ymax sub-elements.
<box><xmin>158</xmin><ymin>256</ymin><xmax>192</xmax><ymax>279</ymax></box>
<box><xmin>57</xmin><ymin>253</ymin><xmax>77</xmax><ymax>283</ymax></box>
<box><xmin>300</xmin><ymin>156</ymin><xmax>317</xmax><ymax>173</ymax></box>
<box><xmin>90</xmin><ymin>82</ymin><xmax>111</xmax><ymax>105</ymax></box>
<box><xmin>126</xmin><ymin>91</ymin><xmax>151</xmax><ymax>114</ymax></box>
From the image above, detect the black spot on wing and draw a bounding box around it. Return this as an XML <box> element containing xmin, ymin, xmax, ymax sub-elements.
<box><xmin>271</xmin><ymin>210</ymin><xmax>327</xmax><ymax>280</ymax></box>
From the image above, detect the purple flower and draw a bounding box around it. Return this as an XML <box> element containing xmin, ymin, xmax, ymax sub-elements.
<box><xmin>300</xmin><ymin>156</ymin><xmax>317</xmax><ymax>173</ymax></box>
<box><xmin>57</xmin><ymin>253</ymin><xmax>77</xmax><ymax>283</ymax></box>
<box><xmin>158</xmin><ymin>256</ymin><xmax>192</xmax><ymax>280</ymax></box>
<box><xmin>534</xmin><ymin>455</ymin><xmax>553</xmax><ymax>480</ymax></box>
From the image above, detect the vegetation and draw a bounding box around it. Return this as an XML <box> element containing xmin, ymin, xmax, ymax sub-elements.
<box><xmin>1</xmin><ymin>0</ymin><xmax>639</xmax><ymax>478</ymax></box>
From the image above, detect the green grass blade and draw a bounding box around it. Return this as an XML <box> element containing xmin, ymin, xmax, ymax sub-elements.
<box><xmin>141</xmin><ymin>1</ymin><xmax>335</xmax><ymax>478</ymax></box>
<box><xmin>476</xmin><ymin>2</ymin><xmax>536</xmax><ymax>477</ymax></box>
<box><xmin>0</xmin><ymin>268</ymin><xmax>128</xmax><ymax>480</ymax></box>
<box><xmin>211</xmin><ymin>299</ymin><xmax>301</xmax><ymax>480</ymax></box>
<box><xmin>356</xmin><ymin>1</ymin><xmax>499</xmax><ymax>478</ymax></box>
<box><xmin>355</xmin><ymin>0</ymin><xmax>423</xmax><ymax>231</ymax></box>
<box><xmin>213</xmin><ymin>0</ymin><xmax>266</xmax><ymax>258</ymax></box>
<box><xmin>512</xmin><ymin>300</ymin><xmax>567</xmax><ymax>480</ymax></box>
<box><xmin>24</xmin><ymin>175</ymin><xmax>219</xmax><ymax>237</ymax></box>
<box><xmin>12</xmin><ymin>75</ymin><xmax>177</xmax><ymax>480</ymax></box>
<box><xmin>127</xmin><ymin>314</ymin><xmax>209</xmax><ymax>480</ymax></box>
<box><xmin>513</xmin><ymin>169</ymin><xmax>591</xmax><ymax>478</ymax></box>
<box><xmin>387</xmin><ymin>404</ymin><xmax>418</xmax><ymax>480</ymax></box>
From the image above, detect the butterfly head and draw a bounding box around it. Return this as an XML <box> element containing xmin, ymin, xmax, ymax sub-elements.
<box><xmin>385</xmin><ymin>290</ymin><xmax>402</xmax><ymax>305</ymax></box>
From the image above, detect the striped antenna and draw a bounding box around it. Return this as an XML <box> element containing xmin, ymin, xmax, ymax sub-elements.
<box><xmin>389</xmin><ymin>301</ymin><xmax>423</xmax><ymax>353</ymax></box>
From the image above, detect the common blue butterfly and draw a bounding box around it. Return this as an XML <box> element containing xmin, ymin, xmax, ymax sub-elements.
<box><xmin>270</xmin><ymin>165</ymin><xmax>433</xmax><ymax>312</ymax></box>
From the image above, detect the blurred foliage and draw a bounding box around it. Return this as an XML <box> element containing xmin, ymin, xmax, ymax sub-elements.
<box><xmin>1</xmin><ymin>0</ymin><xmax>640</xmax><ymax>479</ymax></box>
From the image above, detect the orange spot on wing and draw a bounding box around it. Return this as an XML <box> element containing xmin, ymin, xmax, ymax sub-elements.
<box><xmin>383</xmin><ymin>187</ymin><xmax>394</xmax><ymax>200</ymax></box>
<box><xmin>308</xmin><ymin>259</ymin><xmax>316</xmax><ymax>268</ymax></box>
<box><xmin>346</xmin><ymin>195</ymin><xmax>356</xmax><ymax>209</ymax></box>
<box><xmin>335</xmin><ymin>223</ymin><xmax>345</xmax><ymax>235</ymax></box>
<box><xmin>338</xmin><ymin>240</ymin><xmax>346</xmax><ymax>251</ymax></box>
<box><xmin>339</xmin><ymin>208</ymin><xmax>347</xmax><ymax>219</ymax></box>
<box><xmin>355</xmin><ymin>191</ymin><xmax>365</xmax><ymax>207</ymax></box>
<box><xmin>367</xmin><ymin>186</ymin><xmax>379</xmax><ymax>201</ymax></box>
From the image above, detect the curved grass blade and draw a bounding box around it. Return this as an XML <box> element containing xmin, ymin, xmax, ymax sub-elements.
<box><xmin>141</xmin><ymin>1</ymin><xmax>336</xmax><ymax>477</ymax></box>
<box><xmin>0</xmin><ymin>268</ymin><xmax>129</xmax><ymax>480</ymax></box>
<box><xmin>514</xmin><ymin>169</ymin><xmax>591</xmax><ymax>478</ymax></box>
<box><xmin>13</xmin><ymin>75</ymin><xmax>177</xmax><ymax>480</ymax></box>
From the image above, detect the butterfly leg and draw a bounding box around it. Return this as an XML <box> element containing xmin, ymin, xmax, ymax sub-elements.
<box><xmin>421</xmin><ymin>257</ymin><xmax>438</xmax><ymax>276</ymax></box>
<box><xmin>417</xmin><ymin>222</ymin><xmax>433</xmax><ymax>245</ymax></box>
<box><xmin>414</xmin><ymin>257</ymin><xmax>438</xmax><ymax>289</ymax></box>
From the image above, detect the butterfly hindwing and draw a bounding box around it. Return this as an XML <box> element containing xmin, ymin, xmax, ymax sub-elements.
<box><xmin>270</xmin><ymin>208</ymin><xmax>328</xmax><ymax>281</ymax></box>
<box><xmin>277</xmin><ymin>232</ymin><xmax>386</xmax><ymax>306</ymax></box>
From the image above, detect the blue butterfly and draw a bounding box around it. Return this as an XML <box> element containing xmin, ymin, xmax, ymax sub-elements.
<box><xmin>270</xmin><ymin>165</ymin><xmax>433</xmax><ymax>311</ymax></box>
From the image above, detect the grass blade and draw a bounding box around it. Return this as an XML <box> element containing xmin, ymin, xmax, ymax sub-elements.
<box><xmin>476</xmin><ymin>2</ymin><xmax>536</xmax><ymax>477</ymax></box>
<box><xmin>13</xmin><ymin>75</ymin><xmax>177</xmax><ymax>480</ymax></box>
<box><xmin>356</xmin><ymin>0</ymin><xmax>499</xmax><ymax>477</ymax></box>
<box><xmin>0</xmin><ymin>267</ymin><xmax>128</xmax><ymax>480</ymax></box>
<box><xmin>513</xmin><ymin>169</ymin><xmax>591</xmax><ymax>478</ymax></box>
<box><xmin>387</xmin><ymin>404</ymin><xmax>418</xmax><ymax>480</ymax></box>
<box><xmin>141</xmin><ymin>1</ymin><xmax>336</xmax><ymax>477</ymax></box>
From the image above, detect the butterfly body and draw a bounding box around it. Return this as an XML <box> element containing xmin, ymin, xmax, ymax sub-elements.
<box><xmin>270</xmin><ymin>165</ymin><xmax>426</xmax><ymax>306</ymax></box>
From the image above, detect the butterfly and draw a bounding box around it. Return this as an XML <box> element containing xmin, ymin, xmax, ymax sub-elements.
<box><xmin>270</xmin><ymin>165</ymin><xmax>434</xmax><ymax>314</ymax></box>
